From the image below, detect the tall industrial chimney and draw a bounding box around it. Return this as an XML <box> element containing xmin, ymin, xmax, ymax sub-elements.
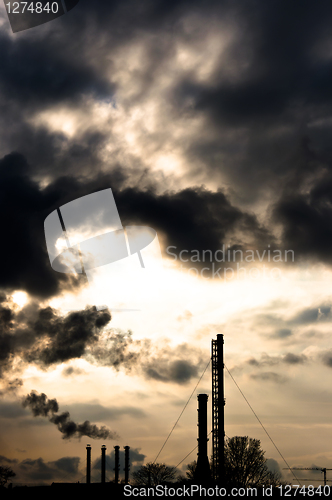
<box><xmin>101</xmin><ymin>444</ymin><xmax>106</xmax><ymax>483</ymax></box>
<box><xmin>194</xmin><ymin>394</ymin><xmax>211</xmax><ymax>483</ymax></box>
<box><xmin>114</xmin><ymin>445</ymin><xmax>120</xmax><ymax>484</ymax></box>
<box><xmin>86</xmin><ymin>444</ymin><xmax>91</xmax><ymax>484</ymax></box>
<box><xmin>211</xmin><ymin>334</ymin><xmax>225</xmax><ymax>484</ymax></box>
<box><xmin>124</xmin><ymin>446</ymin><xmax>130</xmax><ymax>484</ymax></box>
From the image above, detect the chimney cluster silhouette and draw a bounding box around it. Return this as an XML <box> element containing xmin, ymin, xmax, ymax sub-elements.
<box><xmin>86</xmin><ymin>444</ymin><xmax>130</xmax><ymax>484</ymax></box>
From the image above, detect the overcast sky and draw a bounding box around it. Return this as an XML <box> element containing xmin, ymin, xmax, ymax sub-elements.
<box><xmin>1</xmin><ymin>0</ymin><xmax>332</xmax><ymax>488</ymax></box>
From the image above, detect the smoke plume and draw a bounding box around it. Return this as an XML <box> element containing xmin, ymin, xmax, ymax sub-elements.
<box><xmin>86</xmin><ymin>330</ymin><xmax>205</xmax><ymax>384</ymax></box>
<box><xmin>22</xmin><ymin>391</ymin><xmax>58</xmax><ymax>416</ymax></box>
<box><xmin>0</xmin><ymin>293</ymin><xmax>205</xmax><ymax>387</ymax></box>
<box><xmin>22</xmin><ymin>391</ymin><xmax>119</xmax><ymax>440</ymax></box>
<box><xmin>0</xmin><ymin>296</ymin><xmax>112</xmax><ymax>380</ymax></box>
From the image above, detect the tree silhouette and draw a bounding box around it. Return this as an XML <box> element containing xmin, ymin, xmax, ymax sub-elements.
<box><xmin>0</xmin><ymin>465</ymin><xmax>16</xmax><ymax>487</ymax></box>
<box><xmin>185</xmin><ymin>460</ymin><xmax>197</xmax><ymax>481</ymax></box>
<box><xmin>224</xmin><ymin>436</ymin><xmax>281</xmax><ymax>488</ymax></box>
<box><xmin>132</xmin><ymin>462</ymin><xmax>177</xmax><ymax>486</ymax></box>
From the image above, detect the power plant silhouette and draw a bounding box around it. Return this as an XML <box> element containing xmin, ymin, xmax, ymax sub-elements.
<box><xmin>5</xmin><ymin>333</ymin><xmax>332</xmax><ymax>495</ymax></box>
<box><xmin>81</xmin><ymin>334</ymin><xmax>225</xmax><ymax>486</ymax></box>
<box><xmin>5</xmin><ymin>334</ymin><xmax>226</xmax><ymax>494</ymax></box>
<box><xmin>7</xmin><ymin>332</ymin><xmax>331</xmax><ymax>493</ymax></box>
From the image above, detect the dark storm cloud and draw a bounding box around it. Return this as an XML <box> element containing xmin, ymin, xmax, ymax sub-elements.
<box><xmin>0</xmin><ymin>299</ymin><xmax>17</xmax><ymax>378</ymax></box>
<box><xmin>0</xmin><ymin>2</ymin><xmax>316</xmax><ymax>179</ymax></box>
<box><xmin>0</xmin><ymin>0</ymin><xmax>223</xmax><ymax>178</ymax></box>
<box><xmin>0</xmin><ymin>21</ymin><xmax>114</xmax><ymax>109</ymax></box>
<box><xmin>0</xmin><ymin>0</ymin><xmax>332</xmax><ymax>210</ymax></box>
<box><xmin>0</xmin><ymin>150</ymin><xmax>139</xmax><ymax>300</ymax></box>
<box><xmin>167</xmin><ymin>1</ymin><xmax>332</xmax><ymax>200</ymax></box>
<box><xmin>273</xmin><ymin>162</ymin><xmax>332</xmax><ymax>266</ymax></box>
<box><xmin>0</xmin><ymin>152</ymin><xmax>84</xmax><ymax>299</ymax></box>
<box><xmin>177</xmin><ymin>0</ymin><xmax>326</xmax><ymax>127</ymax></box>
<box><xmin>0</xmin><ymin>0</ymin><xmax>182</xmax><ymax>117</ymax></box>
<box><xmin>84</xmin><ymin>3</ymin><xmax>332</xmax><ymax>269</ymax></box>
<box><xmin>2</xmin><ymin>0</ymin><xmax>332</xmax><ymax>272</ymax></box>
<box><xmin>22</xmin><ymin>390</ymin><xmax>119</xmax><ymax>440</ymax></box>
<box><xmin>115</xmin><ymin>186</ymin><xmax>275</xmax><ymax>271</ymax></box>
<box><xmin>0</xmin><ymin>150</ymin><xmax>275</xmax><ymax>300</ymax></box>
<box><xmin>0</xmin><ymin>12</ymin><xmax>119</xmax><ymax>179</ymax></box>
<box><xmin>48</xmin><ymin>178</ymin><xmax>277</xmax><ymax>273</ymax></box>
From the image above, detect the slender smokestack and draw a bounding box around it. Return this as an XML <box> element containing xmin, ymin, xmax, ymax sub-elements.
<box><xmin>212</xmin><ymin>334</ymin><xmax>225</xmax><ymax>484</ymax></box>
<box><xmin>101</xmin><ymin>444</ymin><xmax>106</xmax><ymax>483</ymax></box>
<box><xmin>124</xmin><ymin>446</ymin><xmax>130</xmax><ymax>484</ymax></box>
<box><xmin>114</xmin><ymin>445</ymin><xmax>120</xmax><ymax>484</ymax></box>
<box><xmin>86</xmin><ymin>444</ymin><xmax>91</xmax><ymax>484</ymax></box>
<box><xmin>194</xmin><ymin>394</ymin><xmax>211</xmax><ymax>484</ymax></box>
